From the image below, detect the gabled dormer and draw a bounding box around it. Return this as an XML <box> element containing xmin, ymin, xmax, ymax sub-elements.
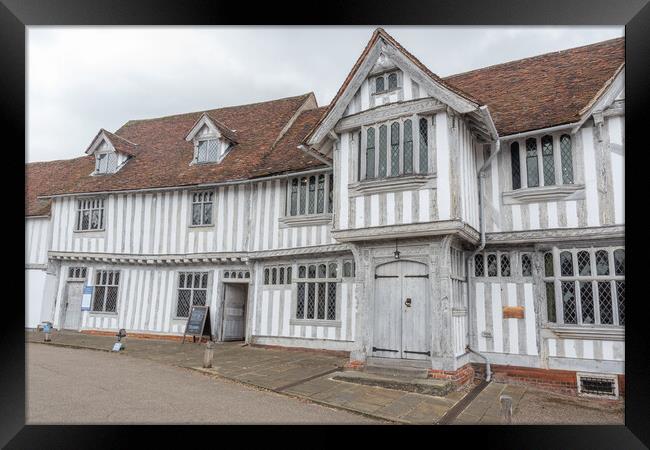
<box><xmin>85</xmin><ymin>129</ymin><xmax>137</xmax><ymax>175</ymax></box>
<box><xmin>185</xmin><ymin>113</ymin><xmax>238</xmax><ymax>164</ymax></box>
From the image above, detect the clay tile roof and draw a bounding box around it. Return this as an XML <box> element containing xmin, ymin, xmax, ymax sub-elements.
<box><xmin>202</xmin><ymin>113</ymin><xmax>239</xmax><ymax>143</ymax></box>
<box><xmin>25</xmin><ymin>156</ymin><xmax>95</xmax><ymax>216</ymax></box>
<box><xmin>252</xmin><ymin>106</ymin><xmax>330</xmax><ymax>177</ymax></box>
<box><xmin>443</xmin><ymin>37</ymin><xmax>625</xmax><ymax>136</ymax></box>
<box><xmin>100</xmin><ymin>129</ymin><xmax>139</xmax><ymax>156</ymax></box>
<box><xmin>39</xmin><ymin>93</ymin><xmax>314</xmax><ymax>197</ymax></box>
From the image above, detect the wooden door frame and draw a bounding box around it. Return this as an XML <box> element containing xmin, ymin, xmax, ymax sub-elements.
<box><xmin>219</xmin><ymin>281</ymin><xmax>249</xmax><ymax>341</ymax></box>
<box><xmin>371</xmin><ymin>258</ymin><xmax>431</xmax><ymax>360</ymax></box>
<box><xmin>62</xmin><ymin>280</ymin><xmax>85</xmax><ymax>331</ymax></box>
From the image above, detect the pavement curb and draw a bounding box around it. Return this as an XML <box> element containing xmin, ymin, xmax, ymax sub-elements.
<box><xmin>28</xmin><ymin>340</ymin><xmax>118</xmax><ymax>354</ymax></box>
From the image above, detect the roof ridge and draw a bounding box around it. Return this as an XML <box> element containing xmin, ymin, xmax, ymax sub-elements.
<box><xmin>119</xmin><ymin>92</ymin><xmax>312</xmax><ymax>127</ymax></box>
<box><xmin>26</xmin><ymin>155</ymin><xmax>91</xmax><ymax>166</ymax></box>
<box><xmin>444</xmin><ymin>36</ymin><xmax>624</xmax><ymax>80</ymax></box>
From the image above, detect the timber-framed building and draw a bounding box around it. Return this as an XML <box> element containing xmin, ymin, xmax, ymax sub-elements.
<box><xmin>26</xmin><ymin>29</ymin><xmax>625</xmax><ymax>396</ymax></box>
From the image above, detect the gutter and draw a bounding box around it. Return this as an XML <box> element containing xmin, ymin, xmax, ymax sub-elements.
<box><xmin>501</xmin><ymin>122</ymin><xmax>580</xmax><ymax>141</ymax></box>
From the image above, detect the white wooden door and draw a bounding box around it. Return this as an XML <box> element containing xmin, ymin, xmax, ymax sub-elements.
<box><xmin>63</xmin><ymin>282</ymin><xmax>83</xmax><ymax>330</ymax></box>
<box><xmin>372</xmin><ymin>260</ymin><xmax>430</xmax><ymax>360</ymax></box>
<box><xmin>222</xmin><ymin>283</ymin><xmax>247</xmax><ymax>341</ymax></box>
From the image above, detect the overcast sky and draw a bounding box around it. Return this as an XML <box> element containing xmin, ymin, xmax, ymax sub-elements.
<box><xmin>27</xmin><ymin>26</ymin><xmax>623</xmax><ymax>163</ymax></box>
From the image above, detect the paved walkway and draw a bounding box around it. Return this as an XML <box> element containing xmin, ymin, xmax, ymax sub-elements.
<box><xmin>26</xmin><ymin>330</ymin><xmax>624</xmax><ymax>425</ymax></box>
<box><xmin>26</xmin><ymin>330</ymin><xmax>468</xmax><ymax>424</ymax></box>
<box><xmin>27</xmin><ymin>343</ymin><xmax>378</xmax><ymax>424</ymax></box>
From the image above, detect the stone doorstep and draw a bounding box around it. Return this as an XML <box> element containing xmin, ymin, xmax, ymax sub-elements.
<box><xmin>332</xmin><ymin>371</ymin><xmax>454</xmax><ymax>397</ymax></box>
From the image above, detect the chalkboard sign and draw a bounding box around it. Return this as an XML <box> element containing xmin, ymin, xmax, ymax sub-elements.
<box><xmin>182</xmin><ymin>306</ymin><xmax>212</xmax><ymax>343</ymax></box>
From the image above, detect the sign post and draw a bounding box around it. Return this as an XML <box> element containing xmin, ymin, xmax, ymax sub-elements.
<box><xmin>182</xmin><ymin>306</ymin><xmax>211</xmax><ymax>344</ymax></box>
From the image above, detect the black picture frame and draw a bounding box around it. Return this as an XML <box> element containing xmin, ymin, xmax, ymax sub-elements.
<box><xmin>5</xmin><ymin>0</ymin><xmax>649</xmax><ymax>447</ymax></box>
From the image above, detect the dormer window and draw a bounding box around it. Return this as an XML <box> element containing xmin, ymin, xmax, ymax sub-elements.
<box><xmin>185</xmin><ymin>112</ymin><xmax>238</xmax><ymax>166</ymax></box>
<box><xmin>95</xmin><ymin>152</ymin><xmax>118</xmax><ymax>174</ymax></box>
<box><xmin>196</xmin><ymin>139</ymin><xmax>219</xmax><ymax>163</ymax></box>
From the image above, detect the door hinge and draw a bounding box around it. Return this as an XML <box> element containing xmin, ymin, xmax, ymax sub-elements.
<box><xmin>403</xmin><ymin>350</ymin><xmax>431</xmax><ymax>356</ymax></box>
<box><xmin>375</xmin><ymin>275</ymin><xmax>398</xmax><ymax>279</ymax></box>
<box><xmin>372</xmin><ymin>346</ymin><xmax>398</xmax><ymax>353</ymax></box>
<box><xmin>404</xmin><ymin>274</ymin><xmax>429</xmax><ymax>278</ymax></box>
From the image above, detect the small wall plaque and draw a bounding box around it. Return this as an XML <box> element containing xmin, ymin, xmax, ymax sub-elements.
<box><xmin>503</xmin><ymin>306</ymin><xmax>525</xmax><ymax>319</ymax></box>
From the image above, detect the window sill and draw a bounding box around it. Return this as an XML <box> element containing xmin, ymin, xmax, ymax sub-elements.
<box><xmin>279</xmin><ymin>213</ymin><xmax>332</xmax><ymax>228</ymax></box>
<box><xmin>188</xmin><ymin>224</ymin><xmax>214</xmax><ymax>230</ymax></box>
<box><xmin>88</xmin><ymin>311</ymin><xmax>117</xmax><ymax>316</ymax></box>
<box><xmin>502</xmin><ymin>184</ymin><xmax>585</xmax><ymax>205</ymax></box>
<box><xmin>349</xmin><ymin>174</ymin><xmax>436</xmax><ymax>196</ymax></box>
<box><xmin>290</xmin><ymin>319</ymin><xmax>341</xmax><ymax>328</ymax></box>
<box><xmin>73</xmin><ymin>229</ymin><xmax>106</xmax><ymax>236</ymax></box>
<box><xmin>547</xmin><ymin>325</ymin><xmax>624</xmax><ymax>341</ymax></box>
<box><xmin>373</xmin><ymin>87</ymin><xmax>401</xmax><ymax>96</ymax></box>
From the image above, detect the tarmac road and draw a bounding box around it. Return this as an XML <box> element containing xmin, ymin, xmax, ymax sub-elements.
<box><xmin>26</xmin><ymin>343</ymin><xmax>379</xmax><ymax>424</ymax></box>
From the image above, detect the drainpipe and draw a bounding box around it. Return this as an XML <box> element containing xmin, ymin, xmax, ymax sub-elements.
<box><xmin>464</xmin><ymin>138</ymin><xmax>502</xmax><ymax>382</ymax></box>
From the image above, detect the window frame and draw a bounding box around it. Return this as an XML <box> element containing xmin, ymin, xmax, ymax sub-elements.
<box><xmin>195</xmin><ymin>137</ymin><xmax>221</xmax><ymax>164</ymax></box>
<box><xmin>91</xmin><ymin>269</ymin><xmax>120</xmax><ymax>314</ymax></box>
<box><xmin>543</xmin><ymin>246</ymin><xmax>625</xmax><ymax>328</ymax></box>
<box><xmin>291</xmin><ymin>260</ymin><xmax>343</xmax><ymax>326</ymax></box>
<box><xmin>175</xmin><ymin>271</ymin><xmax>211</xmax><ymax>319</ymax></box>
<box><xmin>190</xmin><ymin>190</ymin><xmax>215</xmax><ymax>227</ymax></box>
<box><xmin>359</xmin><ymin>115</ymin><xmax>432</xmax><ymax>182</ymax></box>
<box><xmin>74</xmin><ymin>197</ymin><xmax>106</xmax><ymax>232</ymax></box>
<box><xmin>510</xmin><ymin>133</ymin><xmax>576</xmax><ymax>190</ymax></box>
<box><xmin>284</xmin><ymin>171</ymin><xmax>333</xmax><ymax>219</ymax></box>
<box><xmin>94</xmin><ymin>151</ymin><xmax>118</xmax><ymax>175</ymax></box>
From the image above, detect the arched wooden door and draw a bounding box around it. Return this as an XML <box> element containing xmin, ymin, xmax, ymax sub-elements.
<box><xmin>372</xmin><ymin>260</ymin><xmax>431</xmax><ymax>360</ymax></box>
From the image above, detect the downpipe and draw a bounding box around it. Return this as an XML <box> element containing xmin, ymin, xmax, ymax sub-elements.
<box><xmin>464</xmin><ymin>139</ymin><xmax>501</xmax><ymax>383</ymax></box>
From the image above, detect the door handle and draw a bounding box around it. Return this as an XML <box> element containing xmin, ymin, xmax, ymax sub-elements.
<box><xmin>405</xmin><ymin>298</ymin><xmax>412</xmax><ymax>307</ymax></box>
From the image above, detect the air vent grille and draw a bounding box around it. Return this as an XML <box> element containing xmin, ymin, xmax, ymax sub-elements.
<box><xmin>577</xmin><ymin>373</ymin><xmax>618</xmax><ymax>399</ymax></box>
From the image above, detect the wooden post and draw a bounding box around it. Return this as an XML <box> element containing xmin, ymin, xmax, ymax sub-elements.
<box><xmin>500</xmin><ymin>394</ymin><xmax>513</xmax><ymax>424</ymax></box>
<box><xmin>203</xmin><ymin>340</ymin><xmax>214</xmax><ymax>368</ymax></box>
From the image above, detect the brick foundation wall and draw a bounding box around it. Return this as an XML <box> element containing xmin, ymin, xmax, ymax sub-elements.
<box><xmin>472</xmin><ymin>363</ymin><xmax>625</xmax><ymax>398</ymax></box>
<box><xmin>427</xmin><ymin>364</ymin><xmax>475</xmax><ymax>387</ymax></box>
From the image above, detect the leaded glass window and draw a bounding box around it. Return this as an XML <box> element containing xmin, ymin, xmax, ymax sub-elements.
<box><xmin>544</xmin><ymin>252</ymin><xmax>554</xmax><ymax>277</ymax></box>
<box><xmin>390</xmin><ymin>122</ymin><xmax>400</xmax><ymax>176</ymax></box>
<box><xmin>487</xmin><ymin>254</ymin><xmax>498</xmax><ymax>277</ymax></box>
<box><xmin>366</xmin><ymin>127</ymin><xmax>376</xmax><ymax>179</ymax></box>
<box><xmin>521</xmin><ymin>254</ymin><xmax>532</xmax><ymax>277</ymax></box>
<box><xmin>546</xmin><ymin>282</ymin><xmax>556</xmax><ymax>322</ymax></box>
<box><xmin>577</xmin><ymin>251</ymin><xmax>591</xmax><ymax>276</ymax></box>
<box><xmin>560</xmin><ymin>251</ymin><xmax>573</xmax><ymax>276</ymax></box>
<box><xmin>375</xmin><ymin>77</ymin><xmax>384</xmax><ymax>93</ymax></box>
<box><xmin>596</xmin><ymin>250</ymin><xmax>610</xmax><ymax>276</ymax></box>
<box><xmin>525</xmin><ymin>138</ymin><xmax>539</xmax><ymax>187</ymax></box>
<box><xmin>500</xmin><ymin>254</ymin><xmax>511</xmax><ymax>277</ymax></box>
<box><xmin>614</xmin><ymin>249</ymin><xmax>625</xmax><ymax>275</ymax></box>
<box><xmin>511</xmin><ymin>142</ymin><xmax>521</xmax><ymax>190</ymax></box>
<box><xmin>75</xmin><ymin>197</ymin><xmax>105</xmax><ymax>231</ymax></box>
<box><xmin>92</xmin><ymin>270</ymin><xmax>120</xmax><ymax>313</ymax></box>
<box><xmin>543</xmin><ymin>247</ymin><xmax>625</xmax><ymax>326</ymax></box>
<box><xmin>419</xmin><ymin>118</ymin><xmax>428</xmax><ymax>173</ymax></box>
<box><xmin>378</xmin><ymin>125</ymin><xmax>387</xmax><ymax>177</ymax></box>
<box><xmin>287</xmin><ymin>173</ymin><xmax>332</xmax><ymax>217</ymax></box>
<box><xmin>295</xmin><ymin>262</ymin><xmax>339</xmax><ymax>322</ymax></box>
<box><xmin>560</xmin><ymin>134</ymin><xmax>574</xmax><ymax>184</ymax></box>
<box><xmin>562</xmin><ymin>281</ymin><xmax>577</xmax><ymax>324</ymax></box>
<box><xmin>388</xmin><ymin>72</ymin><xmax>398</xmax><ymax>90</ymax></box>
<box><xmin>541</xmin><ymin>135</ymin><xmax>555</xmax><ymax>185</ymax></box>
<box><xmin>197</xmin><ymin>139</ymin><xmax>219</xmax><ymax>163</ymax></box>
<box><xmin>403</xmin><ymin>119</ymin><xmax>413</xmax><ymax>174</ymax></box>
<box><xmin>191</xmin><ymin>191</ymin><xmax>214</xmax><ymax>226</ymax></box>
<box><xmin>176</xmin><ymin>272</ymin><xmax>208</xmax><ymax>318</ymax></box>
<box><xmin>474</xmin><ymin>254</ymin><xmax>484</xmax><ymax>277</ymax></box>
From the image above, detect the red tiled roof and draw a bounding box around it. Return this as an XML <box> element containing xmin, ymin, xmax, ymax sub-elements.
<box><xmin>444</xmin><ymin>37</ymin><xmax>625</xmax><ymax>136</ymax></box>
<box><xmin>35</xmin><ymin>93</ymin><xmax>314</xmax><ymax>200</ymax></box>
<box><xmin>25</xmin><ymin>156</ymin><xmax>95</xmax><ymax>216</ymax></box>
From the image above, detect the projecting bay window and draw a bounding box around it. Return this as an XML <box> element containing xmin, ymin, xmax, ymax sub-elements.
<box><xmin>360</xmin><ymin>116</ymin><xmax>431</xmax><ymax>182</ymax></box>
<box><xmin>176</xmin><ymin>272</ymin><xmax>209</xmax><ymax>318</ymax></box>
<box><xmin>294</xmin><ymin>262</ymin><xmax>339</xmax><ymax>324</ymax></box>
<box><xmin>285</xmin><ymin>172</ymin><xmax>333</xmax><ymax>219</ymax></box>
<box><xmin>75</xmin><ymin>197</ymin><xmax>105</xmax><ymax>231</ymax></box>
<box><xmin>543</xmin><ymin>247</ymin><xmax>625</xmax><ymax>327</ymax></box>
<box><xmin>510</xmin><ymin>134</ymin><xmax>575</xmax><ymax>190</ymax></box>
<box><xmin>91</xmin><ymin>270</ymin><xmax>120</xmax><ymax>313</ymax></box>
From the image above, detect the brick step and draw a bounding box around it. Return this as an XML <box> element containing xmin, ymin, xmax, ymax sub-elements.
<box><xmin>332</xmin><ymin>371</ymin><xmax>454</xmax><ymax>397</ymax></box>
<box><xmin>364</xmin><ymin>364</ymin><xmax>430</xmax><ymax>379</ymax></box>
